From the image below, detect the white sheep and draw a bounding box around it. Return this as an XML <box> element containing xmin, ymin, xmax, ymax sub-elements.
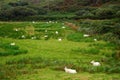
<box><xmin>10</xmin><ymin>42</ymin><xmax>15</xmax><ymax>46</ymax></box>
<box><xmin>44</xmin><ymin>35</ymin><xmax>48</xmax><ymax>38</ymax></box>
<box><xmin>94</xmin><ymin>38</ymin><xmax>97</xmax><ymax>41</ymax></box>
<box><xmin>83</xmin><ymin>34</ymin><xmax>90</xmax><ymax>37</ymax></box>
<box><xmin>21</xmin><ymin>35</ymin><xmax>25</xmax><ymax>38</ymax></box>
<box><xmin>31</xmin><ymin>36</ymin><xmax>36</xmax><ymax>40</ymax></box>
<box><xmin>64</xmin><ymin>66</ymin><xmax>77</xmax><ymax>74</ymax></box>
<box><xmin>55</xmin><ymin>31</ymin><xmax>58</xmax><ymax>34</ymax></box>
<box><xmin>58</xmin><ymin>38</ymin><xmax>62</xmax><ymax>41</ymax></box>
<box><xmin>91</xmin><ymin>60</ymin><xmax>101</xmax><ymax>66</ymax></box>
<box><xmin>15</xmin><ymin>29</ymin><xmax>18</xmax><ymax>31</ymax></box>
<box><xmin>32</xmin><ymin>21</ymin><xmax>35</xmax><ymax>23</ymax></box>
<box><xmin>62</xmin><ymin>26</ymin><xmax>66</xmax><ymax>29</ymax></box>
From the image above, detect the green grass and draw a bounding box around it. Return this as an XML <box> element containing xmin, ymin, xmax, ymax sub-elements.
<box><xmin>0</xmin><ymin>21</ymin><xmax>120</xmax><ymax>80</ymax></box>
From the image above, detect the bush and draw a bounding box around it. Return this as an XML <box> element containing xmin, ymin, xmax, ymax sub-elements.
<box><xmin>8</xmin><ymin>1</ymin><xmax>28</xmax><ymax>6</ymax></box>
<box><xmin>75</xmin><ymin>7</ymin><xmax>97</xmax><ymax>19</ymax></box>
<box><xmin>0</xmin><ymin>6</ymin><xmax>37</xmax><ymax>20</ymax></box>
<box><xmin>102</xmin><ymin>33</ymin><xmax>119</xmax><ymax>43</ymax></box>
<box><xmin>116</xmin><ymin>11</ymin><xmax>120</xmax><ymax>18</ymax></box>
<box><xmin>95</xmin><ymin>8</ymin><xmax>115</xmax><ymax>19</ymax></box>
<box><xmin>28</xmin><ymin>6</ymin><xmax>47</xmax><ymax>15</ymax></box>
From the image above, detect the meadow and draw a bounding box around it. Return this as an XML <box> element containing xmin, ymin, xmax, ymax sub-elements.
<box><xmin>0</xmin><ymin>21</ymin><xmax>120</xmax><ymax>80</ymax></box>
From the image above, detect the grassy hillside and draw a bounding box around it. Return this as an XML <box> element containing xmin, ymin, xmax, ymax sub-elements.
<box><xmin>0</xmin><ymin>21</ymin><xmax>120</xmax><ymax>80</ymax></box>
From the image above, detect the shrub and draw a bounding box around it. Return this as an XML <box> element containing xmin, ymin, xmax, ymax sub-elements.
<box><xmin>116</xmin><ymin>11</ymin><xmax>120</xmax><ymax>18</ymax></box>
<box><xmin>0</xmin><ymin>6</ymin><xmax>37</xmax><ymax>20</ymax></box>
<box><xmin>95</xmin><ymin>8</ymin><xmax>115</xmax><ymax>19</ymax></box>
<box><xmin>28</xmin><ymin>6</ymin><xmax>47</xmax><ymax>15</ymax></box>
<box><xmin>102</xmin><ymin>33</ymin><xmax>119</xmax><ymax>43</ymax></box>
<box><xmin>8</xmin><ymin>1</ymin><xmax>28</xmax><ymax>7</ymax></box>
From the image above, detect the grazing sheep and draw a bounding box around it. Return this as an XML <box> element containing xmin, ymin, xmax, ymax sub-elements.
<box><xmin>44</xmin><ymin>35</ymin><xmax>48</xmax><ymax>38</ymax></box>
<box><xmin>15</xmin><ymin>29</ymin><xmax>18</xmax><ymax>31</ymax></box>
<box><xmin>91</xmin><ymin>60</ymin><xmax>101</xmax><ymax>66</ymax></box>
<box><xmin>49</xmin><ymin>21</ymin><xmax>52</xmax><ymax>23</ymax></box>
<box><xmin>10</xmin><ymin>42</ymin><xmax>15</xmax><ymax>46</ymax></box>
<box><xmin>55</xmin><ymin>31</ymin><xmax>58</xmax><ymax>34</ymax></box>
<box><xmin>32</xmin><ymin>21</ymin><xmax>35</xmax><ymax>23</ymax></box>
<box><xmin>21</xmin><ymin>35</ymin><xmax>25</xmax><ymax>38</ymax></box>
<box><xmin>94</xmin><ymin>39</ymin><xmax>97</xmax><ymax>41</ymax></box>
<box><xmin>83</xmin><ymin>34</ymin><xmax>90</xmax><ymax>37</ymax></box>
<box><xmin>58</xmin><ymin>38</ymin><xmax>62</xmax><ymax>41</ymax></box>
<box><xmin>62</xmin><ymin>26</ymin><xmax>66</xmax><ymax>29</ymax></box>
<box><xmin>31</xmin><ymin>36</ymin><xmax>36</xmax><ymax>40</ymax></box>
<box><xmin>64</xmin><ymin>66</ymin><xmax>77</xmax><ymax>74</ymax></box>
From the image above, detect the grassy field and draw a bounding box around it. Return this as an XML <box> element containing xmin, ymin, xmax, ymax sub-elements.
<box><xmin>0</xmin><ymin>21</ymin><xmax>120</xmax><ymax>80</ymax></box>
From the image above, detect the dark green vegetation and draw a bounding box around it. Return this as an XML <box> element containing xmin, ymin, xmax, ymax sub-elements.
<box><xmin>0</xmin><ymin>0</ymin><xmax>120</xmax><ymax>20</ymax></box>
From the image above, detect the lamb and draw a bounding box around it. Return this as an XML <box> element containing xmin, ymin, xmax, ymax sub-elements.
<box><xmin>64</xmin><ymin>66</ymin><xmax>77</xmax><ymax>74</ymax></box>
<box><xmin>91</xmin><ymin>60</ymin><xmax>101</xmax><ymax>66</ymax></box>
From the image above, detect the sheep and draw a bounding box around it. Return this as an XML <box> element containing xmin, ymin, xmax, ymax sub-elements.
<box><xmin>31</xmin><ymin>36</ymin><xmax>36</xmax><ymax>40</ymax></box>
<box><xmin>49</xmin><ymin>21</ymin><xmax>52</xmax><ymax>23</ymax></box>
<box><xmin>15</xmin><ymin>29</ymin><xmax>18</xmax><ymax>31</ymax></box>
<box><xmin>94</xmin><ymin>38</ymin><xmax>97</xmax><ymax>41</ymax></box>
<box><xmin>44</xmin><ymin>35</ymin><xmax>48</xmax><ymax>38</ymax></box>
<box><xmin>55</xmin><ymin>31</ymin><xmax>58</xmax><ymax>34</ymax></box>
<box><xmin>21</xmin><ymin>35</ymin><xmax>25</xmax><ymax>39</ymax></box>
<box><xmin>90</xmin><ymin>60</ymin><xmax>101</xmax><ymax>66</ymax></box>
<box><xmin>32</xmin><ymin>21</ymin><xmax>35</xmax><ymax>23</ymax></box>
<box><xmin>10</xmin><ymin>42</ymin><xmax>15</xmax><ymax>46</ymax></box>
<box><xmin>62</xmin><ymin>26</ymin><xmax>66</xmax><ymax>29</ymax></box>
<box><xmin>58</xmin><ymin>38</ymin><xmax>62</xmax><ymax>41</ymax></box>
<box><xmin>83</xmin><ymin>34</ymin><xmax>90</xmax><ymax>37</ymax></box>
<box><xmin>64</xmin><ymin>66</ymin><xmax>77</xmax><ymax>74</ymax></box>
